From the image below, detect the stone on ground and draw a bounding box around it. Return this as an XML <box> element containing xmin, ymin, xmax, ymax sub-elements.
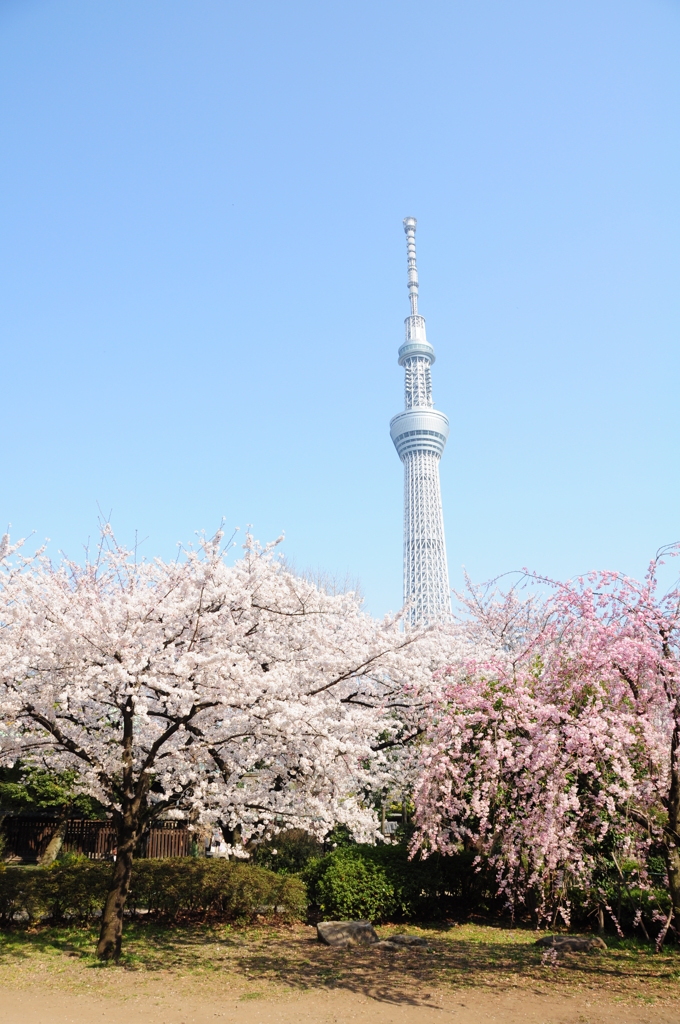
<box><xmin>535</xmin><ymin>935</ymin><xmax>607</xmax><ymax>952</ymax></box>
<box><xmin>316</xmin><ymin>920</ymin><xmax>379</xmax><ymax>947</ymax></box>
<box><xmin>389</xmin><ymin>934</ymin><xmax>428</xmax><ymax>946</ymax></box>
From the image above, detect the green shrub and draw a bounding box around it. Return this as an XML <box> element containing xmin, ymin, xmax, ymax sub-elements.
<box><xmin>0</xmin><ymin>861</ymin><xmax>110</xmax><ymax>924</ymax></box>
<box><xmin>304</xmin><ymin>844</ymin><xmax>495</xmax><ymax>923</ymax></box>
<box><xmin>129</xmin><ymin>858</ymin><xmax>306</xmax><ymax>922</ymax></box>
<box><xmin>0</xmin><ymin>858</ymin><xmax>306</xmax><ymax>927</ymax></box>
<box><xmin>307</xmin><ymin>848</ymin><xmax>396</xmax><ymax>921</ymax></box>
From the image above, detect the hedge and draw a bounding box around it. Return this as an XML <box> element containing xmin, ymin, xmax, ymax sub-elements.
<box><xmin>2</xmin><ymin>846</ymin><xmax>662</xmax><ymax>934</ymax></box>
<box><xmin>303</xmin><ymin>844</ymin><xmax>495</xmax><ymax>923</ymax></box>
<box><xmin>303</xmin><ymin>845</ymin><xmax>672</xmax><ymax>934</ymax></box>
<box><xmin>0</xmin><ymin>858</ymin><xmax>306</xmax><ymax>926</ymax></box>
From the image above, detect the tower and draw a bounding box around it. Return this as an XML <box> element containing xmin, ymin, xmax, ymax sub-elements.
<box><xmin>390</xmin><ymin>218</ymin><xmax>451</xmax><ymax>624</ymax></box>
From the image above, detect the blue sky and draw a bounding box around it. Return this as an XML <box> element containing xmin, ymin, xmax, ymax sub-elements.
<box><xmin>1</xmin><ymin>0</ymin><xmax>680</xmax><ymax>615</ymax></box>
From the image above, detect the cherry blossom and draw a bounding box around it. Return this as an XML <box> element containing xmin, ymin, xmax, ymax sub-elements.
<box><xmin>413</xmin><ymin>552</ymin><xmax>680</xmax><ymax>934</ymax></box>
<box><xmin>0</xmin><ymin>528</ymin><xmax>430</xmax><ymax>957</ymax></box>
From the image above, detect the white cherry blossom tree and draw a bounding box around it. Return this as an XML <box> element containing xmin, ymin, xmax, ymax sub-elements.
<box><xmin>0</xmin><ymin>528</ymin><xmax>430</xmax><ymax>959</ymax></box>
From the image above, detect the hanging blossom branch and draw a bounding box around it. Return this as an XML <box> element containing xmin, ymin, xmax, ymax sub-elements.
<box><xmin>412</xmin><ymin>551</ymin><xmax>680</xmax><ymax>942</ymax></box>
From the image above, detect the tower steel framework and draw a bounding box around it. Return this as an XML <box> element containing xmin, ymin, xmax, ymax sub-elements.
<box><xmin>390</xmin><ymin>218</ymin><xmax>451</xmax><ymax>625</ymax></box>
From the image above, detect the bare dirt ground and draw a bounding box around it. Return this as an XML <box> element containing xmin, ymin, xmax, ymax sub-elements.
<box><xmin>1</xmin><ymin>923</ymin><xmax>678</xmax><ymax>1024</ymax></box>
<box><xmin>2</xmin><ymin>983</ymin><xmax>679</xmax><ymax>1024</ymax></box>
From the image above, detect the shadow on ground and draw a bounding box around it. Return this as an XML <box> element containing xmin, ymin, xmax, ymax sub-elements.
<box><xmin>0</xmin><ymin>923</ymin><xmax>678</xmax><ymax>1007</ymax></box>
<box><xmin>229</xmin><ymin>927</ymin><xmax>678</xmax><ymax>1005</ymax></box>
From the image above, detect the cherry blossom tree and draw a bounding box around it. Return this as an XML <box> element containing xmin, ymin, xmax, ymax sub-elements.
<box><xmin>0</xmin><ymin>527</ymin><xmax>428</xmax><ymax>959</ymax></box>
<box><xmin>412</xmin><ymin>551</ymin><xmax>680</xmax><ymax>936</ymax></box>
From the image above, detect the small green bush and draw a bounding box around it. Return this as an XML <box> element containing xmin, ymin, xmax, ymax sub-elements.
<box><xmin>304</xmin><ymin>844</ymin><xmax>494</xmax><ymax>923</ymax></box>
<box><xmin>308</xmin><ymin>849</ymin><xmax>396</xmax><ymax>921</ymax></box>
<box><xmin>0</xmin><ymin>858</ymin><xmax>306</xmax><ymax>927</ymax></box>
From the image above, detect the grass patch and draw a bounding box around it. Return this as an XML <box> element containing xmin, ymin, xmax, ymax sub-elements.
<box><xmin>0</xmin><ymin>921</ymin><xmax>678</xmax><ymax>1004</ymax></box>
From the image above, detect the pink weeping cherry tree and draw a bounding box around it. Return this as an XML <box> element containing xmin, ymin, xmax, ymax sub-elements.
<box><xmin>412</xmin><ymin>549</ymin><xmax>680</xmax><ymax>940</ymax></box>
<box><xmin>0</xmin><ymin>526</ymin><xmax>428</xmax><ymax>959</ymax></box>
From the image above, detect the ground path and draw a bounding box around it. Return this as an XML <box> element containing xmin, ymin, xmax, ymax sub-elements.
<box><xmin>1</xmin><ymin>922</ymin><xmax>677</xmax><ymax>1024</ymax></box>
<box><xmin>1</xmin><ymin>980</ymin><xmax>677</xmax><ymax>1024</ymax></box>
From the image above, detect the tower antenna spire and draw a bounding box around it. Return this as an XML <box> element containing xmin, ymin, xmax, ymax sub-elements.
<box><xmin>390</xmin><ymin>217</ymin><xmax>451</xmax><ymax>625</ymax></box>
<box><xmin>403</xmin><ymin>217</ymin><xmax>419</xmax><ymax>315</ymax></box>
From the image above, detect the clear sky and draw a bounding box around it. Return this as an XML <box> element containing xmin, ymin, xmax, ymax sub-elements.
<box><xmin>1</xmin><ymin>0</ymin><xmax>680</xmax><ymax>615</ymax></box>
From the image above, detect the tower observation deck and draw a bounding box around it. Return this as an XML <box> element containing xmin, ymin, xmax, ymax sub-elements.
<box><xmin>390</xmin><ymin>218</ymin><xmax>451</xmax><ymax>624</ymax></box>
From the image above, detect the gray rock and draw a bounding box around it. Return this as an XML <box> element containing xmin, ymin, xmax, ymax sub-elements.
<box><xmin>316</xmin><ymin>920</ymin><xmax>379</xmax><ymax>947</ymax></box>
<box><xmin>388</xmin><ymin>933</ymin><xmax>429</xmax><ymax>946</ymax></box>
<box><xmin>535</xmin><ymin>935</ymin><xmax>607</xmax><ymax>952</ymax></box>
<box><xmin>374</xmin><ymin>940</ymin><xmax>401</xmax><ymax>951</ymax></box>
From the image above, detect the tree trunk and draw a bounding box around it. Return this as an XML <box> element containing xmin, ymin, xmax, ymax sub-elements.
<box><xmin>37</xmin><ymin>818</ymin><xmax>69</xmax><ymax>867</ymax></box>
<box><xmin>664</xmin><ymin>842</ymin><xmax>680</xmax><ymax>920</ymax></box>
<box><xmin>664</xmin><ymin>718</ymin><xmax>680</xmax><ymax>921</ymax></box>
<box><xmin>96</xmin><ymin>828</ymin><xmax>136</xmax><ymax>961</ymax></box>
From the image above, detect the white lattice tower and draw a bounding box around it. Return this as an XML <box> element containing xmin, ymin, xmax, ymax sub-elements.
<box><xmin>390</xmin><ymin>218</ymin><xmax>451</xmax><ymax>625</ymax></box>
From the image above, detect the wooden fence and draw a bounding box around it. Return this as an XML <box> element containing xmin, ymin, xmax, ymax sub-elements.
<box><xmin>1</xmin><ymin>817</ymin><xmax>194</xmax><ymax>862</ymax></box>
